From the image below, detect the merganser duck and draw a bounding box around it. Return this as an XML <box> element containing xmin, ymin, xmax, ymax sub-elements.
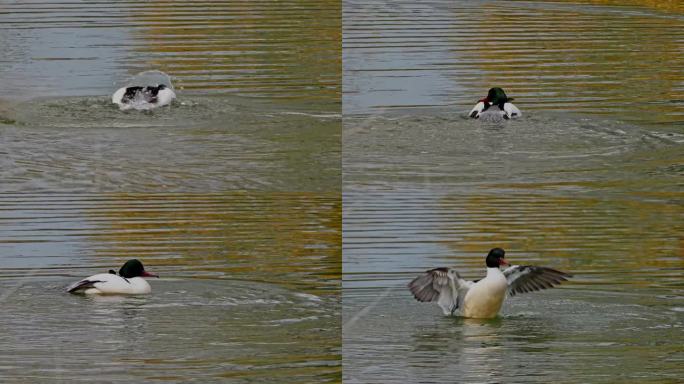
<box><xmin>408</xmin><ymin>248</ymin><xmax>571</xmax><ymax>318</ymax></box>
<box><xmin>67</xmin><ymin>259</ymin><xmax>159</xmax><ymax>295</ymax></box>
<box><xmin>112</xmin><ymin>84</ymin><xmax>176</xmax><ymax>110</ymax></box>
<box><xmin>469</xmin><ymin>87</ymin><xmax>521</xmax><ymax>120</ymax></box>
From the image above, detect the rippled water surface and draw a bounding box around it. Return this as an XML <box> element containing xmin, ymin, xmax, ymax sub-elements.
<box><xmin>0</xmin><ymin>0</ymin><xmax>339</xmax><ymax>102</ymax></box>
<box><xmin>344</xmin><ymin>0</ymin><xmax>684</xmax><ymax>124</ymax></box>
<box><xmin>1</xmin><ymin>96</ymin><xmax>340</xmax><ymax>192</ymax></box>
<box><xmin>0</xmin><ymin>0</ymin><xmax>341</xmax><ymax>192</ymax></box>
<box><xmin>343</xmin><ymin>1</ymin><xmax>683</xmax><ymax>383</ymax></box>
<box><xmin>1</xmin><ymin>193</ymin><xmax>340</xmax><ymax>382</ymax></box>
<box><xmin>1</xmin><ymin>0</ymin><xmax>340</xmax><ymax>382</ymax></box>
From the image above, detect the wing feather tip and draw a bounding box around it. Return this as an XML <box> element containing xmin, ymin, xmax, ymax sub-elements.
<box><xmin>66</xmin><ymin>279</ymin><xmax>102</xmax><ymax>294</ymax></box>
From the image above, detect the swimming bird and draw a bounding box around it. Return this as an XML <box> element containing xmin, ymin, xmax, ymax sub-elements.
<box><xmin>67</xmin><ymin>259</ymin><xmax>159</xmax><ymax>295</ymax></box>
<box><xmin>111</xmin><ymin>84</ymin><xmax>176</xmax><ymax>110</ymax></box>
<box><xmin>469</xmin><ymin>87</ymin><xmax>521</xmax><ymax>120</ymax></box>
<box><xmin>408</xmin><ymin>248</ymin><xmax>571</xmax><ymax>318</ymax></box>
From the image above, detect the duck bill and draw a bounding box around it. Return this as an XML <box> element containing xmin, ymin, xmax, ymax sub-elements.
<box><xmin>142</xmin><ymin>271</ymin><xmax>159</xmax><ymax>278</ymax></box>
<box><xmin>499</xmin><ymin>259</ymin><xmax>510</xmax><ymax>266</ymax></box>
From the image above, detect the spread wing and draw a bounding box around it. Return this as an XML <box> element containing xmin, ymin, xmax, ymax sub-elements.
<box><xmin>408</xmin><ymin>267</ymin><xmax>450</xmax><ymax>302</ymax></box>
<box><xmin>503</xmin><ymin>265</ymin><xmax>571</xmax><ymax>297</ymax></box>
<box><xmin>408</xmin><ymin>267</ymin><xmax>473</xmax><ymax>315</ymax></box>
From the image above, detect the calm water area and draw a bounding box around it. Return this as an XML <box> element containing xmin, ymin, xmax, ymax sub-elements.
<box><xmin>1</xmin><ymin>0</ymin><xmax>340</xmax><ymax>382</ymax></box>
<box><xmin>343</xmin><ymin>1</ymin><xmax>683</xmax><ymax>383</ymax></box>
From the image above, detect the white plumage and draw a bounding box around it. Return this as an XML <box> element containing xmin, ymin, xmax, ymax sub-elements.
<box><xmin>66</xmin><ymin>273</ymin><xmax>152</xmax><ymax>295</ymax></box>
<box><xmin>469</xmin><ymin>101</ymin><xmax>522</xmax><ymax>120</ymax></box>
<box><xmin>67</xmin><ymin>259</ymin><xmax>158</xmax><ymax>295</ymax></box>
<box><xmin>112</xmin><ymin>84</ymin><xmax>176</xmax><ymax>111</ymax></box>
<box><xmin>468</xmin><ymin>87</ymin><xmax>522</xmax><ymax>120</ymax></box>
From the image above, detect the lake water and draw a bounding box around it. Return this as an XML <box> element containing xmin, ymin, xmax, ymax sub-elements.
<box><xmin>1</xmin><ymin>193</ymin><xmax>340</xmax><ymax>382</ymax></box>
<box><xmin>0</xmin><ymin>0</ymin><xmax>340</xmax><ymax>382</ymax></box>
<box><xmin>343</xmin><ymin>1</ymin><xmax>684</xmax><ymax>383</ymax></box>
<box><xmin>2</xmin><ymin>0</ymin><xmax>684</xmax><ymax>382</ymax></box>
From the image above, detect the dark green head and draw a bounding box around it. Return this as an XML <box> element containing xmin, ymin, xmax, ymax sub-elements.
<box><xmin>485</xmin><ymin>248</ymin><xmax>510</xmax><ymax>268</ymax></box>
<box><xmin>119</xmin><ymin>259</ymin><xmax>158</xmax><ymax>278</ymax></box>
<box><xmin>486</xmin><ymin>87</ymin><xmax>513</xmax><ymax>105</ymax></box>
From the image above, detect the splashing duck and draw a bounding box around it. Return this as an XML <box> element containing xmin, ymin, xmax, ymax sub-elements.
<box><xmin>112</xmin><ymin>84</ymin><xmax>176</xmax><ymax>111</ymax></box>
<box><xmin>408</xmin><ymin>248</ymin><xmax>571</xmax><ymax>318</ymax></box>
<box><xmin>469</xmin><ymin>87</ymin><xmax>521</xmax><ymax>120</ymax></box>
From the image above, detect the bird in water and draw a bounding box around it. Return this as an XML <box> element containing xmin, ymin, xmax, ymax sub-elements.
<box><xmin>66</xmin><ymin>259</ymin><xmax>159</xmax><ymax>295</ymax></box>
<box><xmin>111</xmin><ymin>84</ymin><xmax>176</xmax><ymax>110</ymax></box>
<box><xmin>408</xmin><ymin>248</ymin><xmax>571</xmax><ymax>318</ymax></box>
<box><xmin>469</xmin><ymin>87</ymin><xmax>521</xmax><ymax>120</ymax></box>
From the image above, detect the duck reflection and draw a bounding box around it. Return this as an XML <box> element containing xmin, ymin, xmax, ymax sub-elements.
<box><xmin>87</xmin><ymin>295</ymin><xmax>152</xmax><ymax>348</ymax></box>
<box><xmin>409</xmin><ymin>314</ymin><xmax>555</xmax><ymax>382</ymax></box>
<box><xmin>409</xmin><ymin>317</ymin><xmax>504</xmax><ymax>382</ymax></box>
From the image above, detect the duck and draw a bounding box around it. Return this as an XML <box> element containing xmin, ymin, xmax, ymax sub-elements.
<box><xmin>468</xmin><ymin>87</ymin><xmax>521</xmax><ymax>120</ymax></box>
<box><xmin>111</xmin><ymin>84</ymin><xmax>176</xmax><ymax>110</ymax></box>
<box><xmin>408</xmin><ymin>248</ymin><xmax>571</xmax><ymax>318</ymax></box>
<box><xmin>66</xmin><ymin>259</ymin><xmax>159</xmax><ymax>295</ymax></box>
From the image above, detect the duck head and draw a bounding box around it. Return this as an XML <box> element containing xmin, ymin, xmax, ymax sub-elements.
<box><xmin>119</xmin><ymin>259</ymin><xmax>159</xmax><ymax>278</ymax></box>
<box><xmin>485</xmin><ymin>247</ymin><xmax>509</xmax><ymax>268</ymax></box>
<box><xmin>481</xmin><ymin>87</ymin><xmax>513</xmax><ymax>106</ymax></box>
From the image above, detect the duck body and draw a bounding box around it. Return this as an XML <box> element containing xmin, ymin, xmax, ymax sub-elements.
<box><xmin>112</xmin><ymin>84</ymin><xmax>176</xmax><ymax>111</ymax></box>
<box><xmin>462</xmin><ymin>267</ymin><xmax>508</xmax><ymax>318</ymax></box>
<box><xmin>408</xmin><ymin>248</ymin><xmax>571</xmax><ymax>319</ymax></box>
<box><xmin>67</xmin><ymin>259</ymin><xmax>158</xmax><ymax>295</ymax></box>
<box><xmin>469</xmin><ymin>87</ymin><xmax>521</xmax><ymax>120</ymax></box>
<box><xmin>67</xmin><ymin>273</ymin><xmax>151</xmax><ymax>295</ymax></box>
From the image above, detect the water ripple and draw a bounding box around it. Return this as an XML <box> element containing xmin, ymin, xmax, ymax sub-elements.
<box><xmin>0</xmin><ymin>192</ymin><xmax>341</xmax><ymax>382</ymax></box>
<box><xmin>343</xmin><ymin>0</ymin><xmax>684</xmax><ymax>124</ymax></box>
<box><xmin>0</xmin><ymin>0</ymin><xmax>340</xmax><ymax>104</ymax></box>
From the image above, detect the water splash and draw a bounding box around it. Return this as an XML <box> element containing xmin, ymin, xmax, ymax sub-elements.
<box><xmin>115</xmin><ymin>70</ymin><xmax>175</xmax><ymax>90</ymax></box>
<box><xmin>112</xmin><ymin>70</ymin><xmax>176</xmax><ymax>111</ymax></box>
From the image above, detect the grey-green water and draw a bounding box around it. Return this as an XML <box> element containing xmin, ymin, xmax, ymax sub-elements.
<box><xmin>0</xmin><ymin>0</ymin><xmax>340</xmax><ymax>382</ymax></box>
<box><xmin>1</xmin><ymin>96</ymin><xmax>340</xmax><ymax>192</ymax></box>
<box><xmin>1</xmin><ymin>193</ymin><xmax>340</xmax><ymax>382</ymax></box>
<box><xmin>343</xmin><ymin>1</ymin><xmax>684</xmax><ymax>383</ymax></box>
<box><xmin>3</xmin><ymin>0</ymin><xmax>684</xmax><ymax>382</ymax></box>
<box><xmin>0</xmin><ymin>0</ymin><xmax>340</xmax><ymax>103</ymax></box>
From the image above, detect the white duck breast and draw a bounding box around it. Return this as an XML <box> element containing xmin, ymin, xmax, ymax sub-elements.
<box><xmin>408</xmin><ymin>248</ymin><xmax>571</xmax><ymax>319</ymax></box>
<box><xmin>462</xmin><ymin>267</ymin><xmax>508</xmax><ymax>318</ymax></box>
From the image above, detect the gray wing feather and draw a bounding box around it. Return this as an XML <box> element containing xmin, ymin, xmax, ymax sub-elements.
<box><xmin>66</xmin><ymin>279</ymin><xmax>103</xmax><ymax>293</ymax></box>
<box><xmin>408</xmin><ymin>268</ymin><xmax>473</xmax><ymax>315</ymax></box>
<box><xmin>408</xmin><ymin>268</ymin><xmax>450</xmax><ymax>302</ymax></box>
<box><xmin>503</xmin><ymin>265</ymin><xmax>572</xmax><ymax>297</ymax></box>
